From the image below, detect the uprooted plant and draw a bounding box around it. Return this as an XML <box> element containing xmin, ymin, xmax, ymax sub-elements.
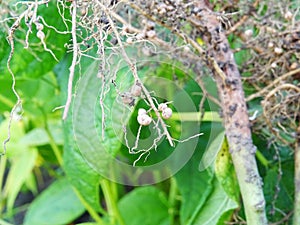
<box><xmin>1</xmin><ymin>0</ymin><xmax>300</xmax><ymax>224</ymax></box>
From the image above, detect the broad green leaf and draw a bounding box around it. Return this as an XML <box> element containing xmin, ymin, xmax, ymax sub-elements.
<box><xmin>176</xmin><ymin>161</ymin><xmax>214</xmax><ymax>225</ymax></box>
<box><xmin>24</xmin><ymin>178</ymin><xmax>85</xmax><ymax>225</ymax></box>
<box><xmin>56</xmin><ymin>54</ymin><xmax>102</xmax><ymax>213</ymax></box>
<box><xmin>118</xmin><ymin>186</ymin><xmax>170</xmax><ymax>225</ymax></box>
<box><xmin>176</xmin><ymin>122</ymin><xmax>224</xmax><ymax>225</ymax></box>
<box><xmin>3</xmin><ymin>147</ymin><xmax>38</xmax><ymax>212</ymax></box>
<box><xmin>214</xmin><ymin>137</ymin><xmax>240</xmax><ymax>203</ymax></box>
<box><xmin>175</xmin><ymin>143</ymin><xmax>214</xmax><ymax>225</ymax></box>
<box><xmin>63</xmin><ymin>116</ymin><xmax>102</xmax><ymax>213</ymax></box>
<box><xmin>95</xmin><ymin>64</ymin><xmax>139</xmax><ymax>155</ymax></box>
<box><xmin>193</xmin><ymin>178</ymin><xmax>238</xmax><ymax>225</ymax></box>
<box><xmin>69</xmin><ymin>59</ymin><xmax>139</xmax><ymax>181</ymax></box>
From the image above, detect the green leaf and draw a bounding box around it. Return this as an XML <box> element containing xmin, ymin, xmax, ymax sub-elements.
<box><xmin>193</xmin><ymin>178</ymin><xmax>238</xmax><ymax>225</ymax></box>
<box><xmin>69</xmin><ymin>59</ymin><xmax>137</xmax><ymax>180</ymax></box>
<box><xmin>176</xmin><ymin>122</ymin><xmax>224</xmax><ymax>225</ymax></box>
<box><xmin>63</xmin><ymin>116</ymin><xmax>102</xmax><ymax>213</ymax></box>
<box><xmin>94</xmin><ymin>64</ymin><xmax>138</xmax><ymax>156</ymax></box>
<box><xmin>214</xmin><ymin>137</ymin><xmax>240</xmax><ymax>203</ymax></box>
<box><xmin>0</xmin><ymin>119</ymin><xmax>38</xmax><ymax>211</ymax></box>
<box><xmin>0</xmin><ymin>71</ymin><xmax>62</xmax><ymax>120</ymax></box>
<box><xmin>0</xmin><ymin>2</ymin><xmax>71</xmax><ymax>79</ymax></box>
<box><xmin>3</xmin><ymin>147</ymin><xmax>38</xmax><ymax>212</ymax></box>
<box><xmin>24</xmin><ymin>173</ymin><xmax>38</xmax><ymax>195</ymax></box>
<box><xmin>56</xmin><ymin>54</ymin><xmax>102</xmax><ymax>213</ymax></box>
<box><xmin>20</xmin><ymin>125</ymin><xmax>64</xmax><ymax>147</ymax></box>
<box><xmin>0</xmin><ymin>120</ymin><xmax>25</xmax><ymax>153</ymax></box>
<box><xmin>19</xmin><ymin>72</ymin><xmax>62</xmax><ymax>118</ymax></box>
<box><xmin>24</xmin><ymin>178</ymin><xmax>85</xmax><ymax>225</ymax></box>
<box><xmin>176</xmin><ymin>159</ymin><xmax>214</xmax><ymax>225</ymax></box>
<box><xmin>118</xmin><ymin>186</ymin><xmax>170</xmax><ymax>225</ymax></box>
<box><xmin>0</xmin><ymin>72</ymin><xmax>61</xmax><ymax>123</ymax></box>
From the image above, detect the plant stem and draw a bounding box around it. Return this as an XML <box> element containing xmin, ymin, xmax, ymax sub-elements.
<box><xmin>255</xmin><ymin>150</ymin><xmax>269</xmax><ymax>168</ymax></box>
<box><xmin>0</xmin><ymin>155</ymin><xmax>7</xmax><ymax>215</ymax></box>
<box><xmin>1</xmin><ymin>203</ymin><xmax>30</xmax><ymax>220</ymax></box>
<box><xmin>44</xmin><ymin>124</ymin><xmax>63</xmax><ymax>166</ymax></box>
<box><xmin>168</xmin><ymin>177</ymin><xmax>178</xmax><ymax>225</ymax></box>
<box><xmin>191</xmin><ymin>2</ymin><xmax>268</xmax><ymax>224</ymax></box>
<box><xmin>73</xmin><ymin>188</ymin><xmax>105</xmax><ymax>225</ymax></box>
<box><xmin>0</xmin><ymin>94</ymin><xmax>15</xmax><ymax>108</ymax></box>
<box><xmin>171</xmin><ymin>112</ymin><xmax>222</xmax><ymax>122</ymax></box>
<box><xmin>101</xmin><ymin>179</ymin><xmax>125</xmax><ymax>225</ymax></box>
<box><xmin>39</xmin><ymin>106</ymin><xmax>63</xmax><ymax>165</ymax></box>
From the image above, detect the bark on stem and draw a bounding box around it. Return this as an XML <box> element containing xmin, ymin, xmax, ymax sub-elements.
<box><xmin>194</xmin><ymin>3</ymin><xmax>268</xmax><ymax>224</ymax></box>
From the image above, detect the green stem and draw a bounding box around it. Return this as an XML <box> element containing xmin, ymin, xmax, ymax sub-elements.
<box><xmin>2</xmin><ymin>203</ymin><xmax>30</xmax><ymax>220</ymax></box>
<box><xmin>38</xmin><ymin>106</ymin><xmax>63</xmax><ymax>165</ymax></box>
<box><xmin>109</xmin><ymin>167</ymin><xmax>118</xmax><ymax>204</ymax></box>
<box><xmin>44</xmin><ymin>124</ymin><xmax>63</xmax><ymax>165</ymax></box>
<box><xmin>101</xmin><ymin>179</ymin><xmax>126</xmax><ymax>225</ymax></box>
<box><xmin>171</xmin><ymin>112</ymin><xmax>222</xmax><ymax>122</ymax></box>
<box><xmin>0</xmin><ymin>156</ymin><xmax>7</xmax><ymax>215</ymax></box>
<box><xmin>0</xmin><ymin>94</ymin><xmax>15</xmax><ymax>108</ymax></box>
<box><xmin>168</xmin><ymin>177</ymin><xmax>178</xmax><ymax>225</ymax></box>
<box><xmin>73</xmin><ymin>188</ymin><xmax>105</xmax><ymax>225</ymax></box>
<box><xmin>255</xmin><ymin>150</ymin><xmax>269</xmax><ymax>168</ymax></box>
